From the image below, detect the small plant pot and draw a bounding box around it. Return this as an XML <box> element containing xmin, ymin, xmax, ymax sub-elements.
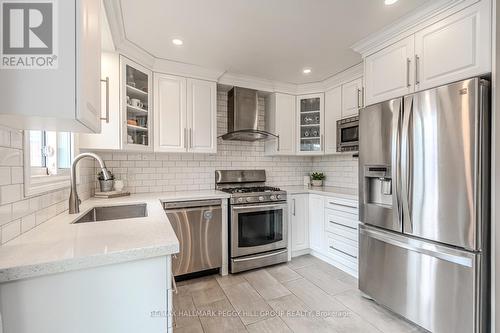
<box><xmin>311</xmin><ymin>179</ymin><xmax>323</xmax><ymax>187</ymax></box>
<box><xmin>99</xmin><ymin>179</ymin><xmax>114</xmax><ymax>192</ymax></box>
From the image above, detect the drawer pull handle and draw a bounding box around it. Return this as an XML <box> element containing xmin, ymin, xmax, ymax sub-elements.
<box><xmin>329</xmin><ymin>246</ymin><xmax>358</xmax><ymax>259</ymax></box>
<box><xmin>328</xmin><ymin>202</ymin><xmax>355</xmax><ymax>209</ymax></box>
<box><xmin>329</xmin><ymin>220</ymin><xmax>357</xmax><ymax>230</ymax></box>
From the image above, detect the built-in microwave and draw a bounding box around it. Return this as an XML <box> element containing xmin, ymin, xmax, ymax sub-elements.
<box><xmin>337</xmin><ymin>116</ymin><xmax>359</xmax><ymax>152</ymax></box>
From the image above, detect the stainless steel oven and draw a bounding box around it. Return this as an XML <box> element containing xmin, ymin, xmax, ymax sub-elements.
<box><xmin>337</xmin><ymin>115</ymin><xmax>359</xmax><ymax>152</ymax></box>
<box><xmin>231</xmin><ymin>202</ymin><xmax>288</xmax><ymax>258</ymax></box>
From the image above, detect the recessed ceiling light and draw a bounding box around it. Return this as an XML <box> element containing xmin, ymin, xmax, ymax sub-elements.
<box><xmin>172</xmin><ymin>38</ymin><xmax>184</xmax><ymax>46</ymax></box>
<box><xmin>384</xmin><ymin>0</ymin><xmax>399</xmax><ymax>5</ymax></box>
<box><xmin>302</xmin><ymin>68</ymin><xmax>312</xmax><ymax>74</ymax></box>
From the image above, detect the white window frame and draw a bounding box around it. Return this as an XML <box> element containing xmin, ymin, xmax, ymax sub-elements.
<box><xmin>23</xmin><ymin>131</ymin><xmax>80</xmax><ymax>197</ymax></box>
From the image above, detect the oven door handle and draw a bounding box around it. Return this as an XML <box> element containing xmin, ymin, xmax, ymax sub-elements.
<box><xmin>232</xmin><ymin>203</ymin><xmax>287</xmax><ymax>210</ymax></box>
<box><xmin>232</xmin><ymin>249</ymin><xmax>288</xmax><ymax>262</ymax></box>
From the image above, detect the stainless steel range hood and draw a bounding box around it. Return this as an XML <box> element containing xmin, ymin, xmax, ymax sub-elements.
<box><xmin>220</xmin><ymin>87</ymin><xmax>277</xmax><ymax>141</ymax></box>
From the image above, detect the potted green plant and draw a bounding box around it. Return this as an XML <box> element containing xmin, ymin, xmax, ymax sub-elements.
<box><xmin>310</xmin><ymin>172</ymin><xmax>325</xmax><ymax>187</ymax></box>
<box><xmin>97</xmin><ymin>170</ymin><xmax>115</xmax><ymax>192</ymax></box>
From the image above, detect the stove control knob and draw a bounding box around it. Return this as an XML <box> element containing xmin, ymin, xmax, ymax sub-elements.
<box><xmin>246</xmin><ymin>197</ymin><xmax>252</xmax><ymax>202</ymax></box>
<box><xmin>259</xmin><ymin>196</ymin><xmax>265</xmax><ymax>202</ymax></box>
<box><xmin>270</xmin><ymin>195</ymin><xmax>276</xmax><ymax>201</ymax></box>
<box><xmin>277</xmin><ymin>194</ymin><xmax>282</xmax><ymax>200</ymax></box>
<box><xmin>237</xmin><ymin>197</ymin><xmax>244</xmax><ymax>203</ymax></box>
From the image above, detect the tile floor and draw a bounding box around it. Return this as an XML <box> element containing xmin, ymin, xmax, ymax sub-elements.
<box><xmin>173</xmin><ymin>254</ymin><xmax>425</xmax><ymax>333</ymax></box>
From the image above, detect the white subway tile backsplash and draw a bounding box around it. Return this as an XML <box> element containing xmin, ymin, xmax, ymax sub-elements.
<box><xmin>0</xmin><ymin>167</ymin><xmax>11</xmax><ymax>185</ymax></box>
<box><xmin>20</xmin><ymin>214</ymin><xmax>36</xmax><ymax>233</ymax></box>
<box><xmin>1</xmin><ymin>219</ymin><xmax>21</xmax><ymax>244</ymax></box>
<box><xmin>1</xmin><ymin>184</ymin><xmax>21</xmax><ymax>204</ymax></box>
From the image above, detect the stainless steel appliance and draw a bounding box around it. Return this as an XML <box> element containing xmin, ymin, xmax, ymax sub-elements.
<box><xmin>358</xmin><ymin>77</ymin><xmax>490</xmax><ymax>333</ymax></box>
<box><xmin>337</xmin><ymin>115</ymin><xmax>359</xmax><ymax>152</ymax></box>
<box><xmin>220</xmin><ymin>87</ymin><xmax>278</xmax><ymax>141</ymax></box>
<box><xmin>216</xmin><ymin>170</ymin><xmax>288</xmax><ymax>273</ymax></box>
<box><xmin>163</xmin><ymin>200</ymin><xmax>222</xmax><ymax>276</ymax></box>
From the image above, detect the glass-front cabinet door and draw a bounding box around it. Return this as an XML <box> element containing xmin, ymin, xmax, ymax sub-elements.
<box><xmin>121</xmin><ymin>56</ymin><xmax>153</xmax><ymax>151</ymax></box>
<box><xmin>297</xmin><ymin>93</ymin><xmax>324</xmax><ymax>155</ymax></box>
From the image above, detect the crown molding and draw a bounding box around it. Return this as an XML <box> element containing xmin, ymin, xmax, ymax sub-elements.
<box><xmin>351</xmin><ymin>0</ymin><xmax>478</xmax><ymax>57</ymax></box>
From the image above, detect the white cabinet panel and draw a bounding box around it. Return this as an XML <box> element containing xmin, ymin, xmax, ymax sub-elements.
<box><xmin>187</xmin><ymin>79</ymin><xmax>217</xmax><ymax>154</ymax></box>
<box><xmin>154</xmin><ymin>74</ymin><xmax>187</xmax><ymax>152</ymax></box>
<box><xmin>414</xmin><ymin>0</ymin><xmax>491</xmax><ymax>91</ymax></box>
<box><xmin>265</xmin><ymin>93</ymin><xmax>296</xmax><ymax>155</ymax></box>
<box><xmin>0</xmin><ymin>0</ymin><xmax>101</xmax><ymax>133</ymax></box>
<box><xmin>79</xmin><ymin>52</ymin><xmax>121</xmax><ymax>150</ymax></box>
<box><xmin>309</xmin><ymin>194</ymin><xmax>324</xmax><ymax>252</ymax></box>
<box><xmin>324</xmin><ymin>86</ymin><xmax>342</xmax><ymax>155</ymax></box>
<box><xmin>290</xmin><ymin>194</ymin><xmax>309</xmax><ymax>253</ymax></box>
<box><xmin>341</xmin><ymin>78</ymin><xmax>363</xmax><ymax>118</ymax></box>
<box><xmin>364</xmin><ymin>36</ymin><xmax>414</xmax><ymax>106</ymax></box>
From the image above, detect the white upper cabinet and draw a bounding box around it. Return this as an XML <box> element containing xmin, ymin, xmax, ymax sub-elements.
<box><xmin>265</xmin><ymin>93</ymin><xmax>296</xmax><ymax>155</ymax></box>
<box><xmin>0</xmin><ymin>0</ymin><xmax>102</xmax><ymax>133</ymax></box>
<box><xmin>154</xmin><ymin>74</ymin><xmax>217</xmax><ymax>154</ymax></box>
<box><xmin>79</xmin><ymin>52</ymin><xmax>121</xmax><ymax>150</ymax></box>
<box><xmin>364</xmin><ymin>36</ymin><xmax>415</xmax><ymax>106</ymax></box>
<box><xmin>296</xmin><ymin>93</ymin><xmax>324</xmax><ymax>155</ymax></box>
<box><xmin>154</xmin><ymin>74</ymin><xmax>187</xmax><ymax>153</ymax></box>
<box><xmin>414</xmin><ymin>0</ymin><xmax>491</xmax><ymax>91</ymax></box>
<box><xmin>187</xmin><ymin>79</ymin><xmax>217</xmax><ymax>154</ymax></box>
<box><xmin>324</xmin><ymin>86</ymin><xmax>342</xmax><ymax>155</ymax></box>
<box><xmin>341</xmin><ymin>78</ymin><xmax>363</xmax><ymax>118</ymax></box>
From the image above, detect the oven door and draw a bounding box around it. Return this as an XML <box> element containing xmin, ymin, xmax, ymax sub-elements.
<box><xmin>231</xmin><ymin>202</ymin><xmax>288</xmax><ymax>258</ymax></box>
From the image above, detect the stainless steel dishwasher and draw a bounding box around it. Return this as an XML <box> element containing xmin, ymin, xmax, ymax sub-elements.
<box><xmin>163</xmin><ymin>199</ymin><xmax>222</xmax><ymax>277</ymax></box>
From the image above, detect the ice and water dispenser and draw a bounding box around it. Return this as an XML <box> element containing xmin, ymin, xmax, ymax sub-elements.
<box><xmin>363</xmin><ymin>166</ymin><xmax>392</xmax><ymax>207</ymax></box>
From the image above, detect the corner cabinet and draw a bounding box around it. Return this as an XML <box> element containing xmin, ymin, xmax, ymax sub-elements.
<box><xmin>296</xmin><ymin>93</ymin><xmax>324</xmax><ymax>155</ymax></box>
<box><xmin>324</xmin><ymin>86</ymin><xmax>342</xmax><ymax>155</ymax></box>
<box><xmin>265</xmin><ymin>93</ymin><xmax>296</xmax><ymax>155</ymax></box>
<box><xmin>289</xmin><ymin>194</ymin><xmax>309</xmax><ymax>255</ymax></box>
<box><xmin>309</xmin><ymin>194</ymin><xmax>324</xmax><ymax>252</ymax></box>
<box><xmin>154</xmin><ymin>74</ymin><xmax>216</xmax><ymax>154</ymax></box>
<box><xmin>0</xmin><ymin>0</ymin><xmax>102</xmax><ymax>133</ymax></box>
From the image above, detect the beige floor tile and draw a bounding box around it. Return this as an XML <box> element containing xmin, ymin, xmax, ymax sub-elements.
<box><xmin>191</xmin><ymin>284</ymin><xmax>226</xmax><ymax>307</ymax></box>
<box><xmin>334</xmin><ymin>290</ymin><xmax>418</xmax><ymax>333</ymax></box>
<box><xmin>172</xmin><ymin>294</ymin><xmax>201</xmax><ymax>329</ymax></box>
<box><xmin>216</xmin><ymin>273</ymin><xmax>247</xmax><ymax>289</ymax></box>
<box><xmin>246</xmin><ymin>316</ymin><xmax>292</xmax><ymax>333</ymax></box>
<box><xmin>266</xmin><ymin>264</ymin><xmax>301</xmax><ymax>283</ymax></box>
<box><xmin>173</xmin><ymin>320</ymin><xmax>204</xmax><ymax>333</ymax></box>
<box><xmin>267</xmin><ymin>294</ymin><xmax>337</xmax><ymax>333</ymax></box>
<box><xmin>287</xmin><ymin>254</ymin><xmax>324</xmax><ymax>270</ymax></box>
<box><xmin>224</xmin><ymin>281</ymin><xmax>272</xmax><ymax>325</ymax></box>
<box><xmin>324</xmin><ymin>312</ymin><xmax>382</xmax><ymax>333</ymax></box>
<box><xmin>243</xmin><ymin>269</ymin><xmax>291</xmax><ymax>300</ymax></box>
<box><xmin>177</xmin><ymin>276</ymin><xmax>219</xmax><ymax>296</ymax></box>
<box><xmin>196</xmin><ymin>298</ymin><xmax>247</xmax><ymax>333</ymax></box>
<box><xmin>295</xmin><ymin>264</ymin><xmax>354</xmax><ymax>295</ymax></box>
<box><xmin>283</xmin><ymin>278</ymin><xmax>348</xmax><ymax>313</ymax></box>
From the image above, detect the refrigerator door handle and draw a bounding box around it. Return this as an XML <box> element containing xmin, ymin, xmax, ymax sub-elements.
<box><xmin>360</xmin><ymin>226</ymin><xmax>474</xmax><ymax>267</ymax></box>
<box><xmin>402</xmin><ymin>96</ymin><xmax>414</xmax><ymax>233</ymax></box>
<box><xmin>392</xmin><ymin>99</ymin><xmax>403</xmax><ymax>229</ymax></box>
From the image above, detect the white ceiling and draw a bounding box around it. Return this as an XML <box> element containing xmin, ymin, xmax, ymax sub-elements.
<box><xmin>118</xmin><ymin>0</ymin><xmax>430</xmax><ymax>84</ymax></box>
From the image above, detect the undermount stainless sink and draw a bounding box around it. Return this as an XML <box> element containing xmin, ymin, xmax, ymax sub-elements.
<box><xmin>72</xmin><ymin>204</ymin><xmax>148</xmax><ymax>224</ymax></box>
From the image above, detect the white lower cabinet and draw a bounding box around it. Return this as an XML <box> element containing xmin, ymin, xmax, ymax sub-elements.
<box><xmin>289</xmin><ymin>194</ymin><xmax>309</xmax><ymax>255</ymax></box>
<box><xmin>308</xmin><ymin>194</ymin><xmax>325</xmax><ymax>252</ymax></box>
<box><xmin>0</xmin><ymin>256</ymin><xmax>172</xmax><ymax>333</ymax></box>
<box><xmin>291</xmin><ymin>192</ymin><xmax>359</xmax><ymax>277</ymax></box>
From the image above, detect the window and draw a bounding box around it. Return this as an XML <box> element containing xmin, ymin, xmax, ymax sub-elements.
<box><xmin>24</xmin><ymin>130</ymin><xmax>75</xmax><ymax>196</ymax></box>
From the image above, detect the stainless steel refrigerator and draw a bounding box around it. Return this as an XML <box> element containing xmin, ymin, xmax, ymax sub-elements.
<box><xmin>358</xmin><ymin>77</ymin><xmax>490</xmax><ymax>333</ymax></box>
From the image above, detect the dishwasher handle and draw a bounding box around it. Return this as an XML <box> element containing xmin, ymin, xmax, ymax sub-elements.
<box><xmin>163</xmin><ymin>199</ymin><xmax>222</xmax><ymax>210</ymax></box>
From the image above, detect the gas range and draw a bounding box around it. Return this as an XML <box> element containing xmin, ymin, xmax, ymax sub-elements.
<box><xmin>215</xmin><ymin>170</ymin><xmax>289</xmax><ymax>273</ymax></box>
<box><xmin>219</xmin><ymin>186</ymin><xmax>287</xmax><ymax>205</ymax></box>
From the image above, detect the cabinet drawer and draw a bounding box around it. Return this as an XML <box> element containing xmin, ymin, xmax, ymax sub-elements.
<box><xmin>326</xmin><ymin>234</ymin><xmax>358</xmax><ymax>260</ymax></box>
<box><xmin>324</xmin><ymin>197</ymin><xmax>358</xmax><ymax>215</ymax></box>
<box><xmin>325</xmin><ymin>215</ymin><xmax>358</xmax><ymax>242</ymax></box>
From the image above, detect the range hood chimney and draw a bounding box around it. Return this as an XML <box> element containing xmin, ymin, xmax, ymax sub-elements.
<box><xmin>220</xmin><ymin>87</ymin><xmax>277</xmax><ymax>141</ymax></box>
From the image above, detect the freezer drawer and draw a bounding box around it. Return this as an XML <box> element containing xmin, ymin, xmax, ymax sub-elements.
<box><xmin>359</xmin><ymin>225</ymin><xmax>487</xmax><ymax>333</ymax></box>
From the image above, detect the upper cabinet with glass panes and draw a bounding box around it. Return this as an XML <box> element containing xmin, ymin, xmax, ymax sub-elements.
<box><xmin>122</xmin><ymin>57</ymin><xmax>153</xmax><ymax>151</ymax></box>
<box><xmin>296</xmin><ymin>93</ymin><xmax>324</xmax><ymax>155</ymax></box>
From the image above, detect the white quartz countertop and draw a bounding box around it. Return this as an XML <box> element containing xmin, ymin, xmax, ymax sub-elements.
<box><xmin>0</xmin><ymin>191</ymin><xmax>230</xmax><ymax>283</ymax></box>
<box><xmin>282</xmin><ymin>186</ymin><xmax>358</xmax><ymax>200</ymax></box>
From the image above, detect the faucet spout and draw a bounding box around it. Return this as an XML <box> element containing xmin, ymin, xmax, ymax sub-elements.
<box><xmin>69</xmin><ymin>152</ymin><xmax>110</xmax><ymax>214</ymax></box>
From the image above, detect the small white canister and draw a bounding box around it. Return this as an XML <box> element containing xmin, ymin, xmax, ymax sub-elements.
<box><xmin>303</xmin><ymin>176</ymin><xmax>311</xmax><ymax>187</ymax></box>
